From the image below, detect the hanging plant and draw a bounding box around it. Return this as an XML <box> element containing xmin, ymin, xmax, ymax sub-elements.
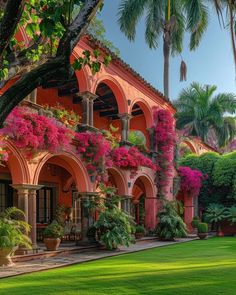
<box><xmin>2</xmin><ymin>107</ymin><xmax>74</xmax><ymax>157</ymax></box>
<box><xmin>45</xmin><ymin>103</ymin><xmax>81</xmax><ymax>130</ymax></box>
<box><xmin>0</xmin><ymin>135</ymin><xmax>8</xmax><ymax>165</ymax></box>
<box><xmin>111</xmin><ymin>146</ymin><xmax>156</xmax><ymax>171</ymax></box>
<box><xmin>75</xmin><ymin>132</ymin><xmax>112</xmax><ymax>181</ymax></box>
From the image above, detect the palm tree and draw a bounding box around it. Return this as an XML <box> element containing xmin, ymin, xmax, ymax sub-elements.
<box><xmin>213</xmin><ymin>0</ymin><xmax>236</xmax><ymax>73</ymax></box>
<box><xmin>118</xmin><ymin>0</ymin><xmax>209</xmax><ymax>98</ymax></box>
<box><xmin>174</xmin><ymin>82</ymin><xmax>236</xmax><ymax>148</ymax></box>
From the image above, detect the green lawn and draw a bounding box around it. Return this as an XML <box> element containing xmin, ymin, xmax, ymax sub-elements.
<box><xmin>1</xmin><ymin>237</ymin><xmax>236</xmax><ymax>295</ymax></box>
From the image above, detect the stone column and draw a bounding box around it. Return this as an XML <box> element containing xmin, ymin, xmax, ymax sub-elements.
<box><xmin>76</xmin><ymin>192</ymin><xmax>98</xmax><ymax>245</ymax></box>
<box><xmin>147</xmin><ymin>127</ymin><xmax>155</xmax><ymax>152</ymax></box>
<box><xmin>11</xmin><ymin>186</ymin><xmax>29</xmax><ymax>222</ymax></box>
<box><xmin>118</xmin><ymin>113</ymin><xmax>132</xmax><ymax>143</ymax></box>
<box><xmin>120</xmin><ymin>195</ymin><xmax>132</xmax><ymax>214</ymax></box>
<box><xmin>79</xmin><ymin>91</ymin><xmax>98</xmax><ymax>126</ymax></box>
<box><xmin>184</xmin><ymin>193</ymin><xmax>194</xmax><ymax>233</ymax></box>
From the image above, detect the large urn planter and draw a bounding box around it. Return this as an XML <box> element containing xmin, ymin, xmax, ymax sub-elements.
<box><xmin>197</xmin><ymin>233</ymin><xmax>208</xmax><ymax>240</ymax></box>
<box><xmin>44</xmin><ymin>238</ymin><xmax>61</xmax><ymax>251</ymax></box>
<box><xmin>135</xmin><ymin>225</ymin><xmax>146</xmax><ymax>240</ymax></box>
<box><xmin>43</xmin><ymin>221</ymin><xmax>64</xmax><ymax>251</ymax></box>
<box><xmin>0</xmin><ymin>247</ymin><xmax>16</xmax><ymax>266</ymax></box>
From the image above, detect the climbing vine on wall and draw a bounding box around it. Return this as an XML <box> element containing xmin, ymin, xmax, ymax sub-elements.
<box><xmin>153</xmin><ymin>108</ymin><xmax>175</xmax><ymax>199</ymax></box>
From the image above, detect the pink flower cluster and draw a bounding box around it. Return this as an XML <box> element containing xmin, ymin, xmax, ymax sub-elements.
<box><xmin>153</xmin><ymin>108</ymin><xmax>175</xmax><ymax>196</ymax></box>
<box><xmin>178</xmin><ymin>166</ymin><xmax>205</xmax><ymax>197</ymax></box>
<box><xmin>75</xmin><ymin>132</ymin><xmax>112</xmax><ymax>178</ymax></box>
<box><xmin>111</xmin><ymin>146</ymin><xmax>156</xmax><ymax>171</ymax></box>
<box><xmin>2</xmin><ymin>107</ymin><xmax>74</xmax><ymax>155</ymax></box>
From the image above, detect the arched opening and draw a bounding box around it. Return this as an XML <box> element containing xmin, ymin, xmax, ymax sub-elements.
<box><xmin>34</xmin><ymin>153</ymin><xmax>90</xmax><ymax>242</ymax></box>
<box><xmin>107</xmin><ymin>168</ymin><xmax>127</xmax><ymax>196</ymax></box>
<box><xmin>131</xmin><ymin>175</ymin><xmax>157</xmax><ymax>231</ymax></box>
<box><xmin>130</xmin><ymin>101</ymin><xmax>152</xmax><ymax>150</ymax></box>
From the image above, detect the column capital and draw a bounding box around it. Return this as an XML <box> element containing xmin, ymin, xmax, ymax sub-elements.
<box><xmin>78</xmin><ymin>91</ymin><xmax>98</xmax><ymax>101</ymax></box>
<box><xmin>120</xmin><ymin>195</ymin><xmax>133</xmax><ymax>200</ymax></box>
<box><xmin>77</xmin><ymin>192</ymin><xmax>99</xmax><ymax>199</ymax></box>
<box><xmin>11</xmin><ymin>184</ymin><xmax>44</xmax><ymax>192</ymax></box>
<box><xmin>118</xmin><ymin>113</ymin><xmax>133</xmax><ymax>120</ymax></box>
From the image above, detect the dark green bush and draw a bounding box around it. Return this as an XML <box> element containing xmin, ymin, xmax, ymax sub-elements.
<box><xmin>135</xmin><ymin>225</ymin><xmax>145</xmax><ymax>234</ymax></box>
<box><xmin>191</xmin><ymin>216</ymin><xmax>200</xmax><ymax>228</ymax></box>
<box><xmin>197</xmin><ymin>223</ymin><xmax>208</xmax><ymax>233</ymax></box>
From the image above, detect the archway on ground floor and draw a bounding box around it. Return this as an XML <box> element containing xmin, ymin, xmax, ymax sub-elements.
<box><xmin>0</xmin><ymin>142</ymin><xmax>30</xmax><ymax>213</ymax></box>
<box><xmin>33</xmin><ymin>152</ymin><xmax>91</xmax><ymax>241</ymax></box>
<box><xmin>131</xmin><ymin>174</ymin><xmax>157</xmax><ymax>231</ymax></box>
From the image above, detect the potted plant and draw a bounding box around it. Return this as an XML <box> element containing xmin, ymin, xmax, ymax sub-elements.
<box><xmin>204</xmin><ymin>204</ymin><xmax>227</xmax><ymax>236</ymax></box>
<box><xmin>197</xmin><ymin>222</ymin><xmax>208</xmax><ymax>240</ymax></box>
<box><xmin>0</xmin><ymin>207</ymin><xmax>31</xmax><ymax>266</ymax></box>
<box><xmin>191</xmin><ymin>216</ymin><xmax>200</xmax><ymax>233</ymax></box>
<box><xmin>135</xmin><ymin>225</ymin><xmax>145</xmax><ymax>239</ymax></box>
<box><xmin>43</xmin><ymin>220</ymin><xmax>64</xmax><ymax>251</ymax></box>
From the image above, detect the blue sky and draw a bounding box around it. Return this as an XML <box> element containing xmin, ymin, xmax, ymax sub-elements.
<box><xmin>99</xmin><ymin>0</ymin><xmax>235</xmax><ymax>101</ymax></box>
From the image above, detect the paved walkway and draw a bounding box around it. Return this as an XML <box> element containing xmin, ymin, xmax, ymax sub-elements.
<box><xmin>0</xmin><ymin>237</ymin><xmax>197</xmax><ymax>279</ymax></box>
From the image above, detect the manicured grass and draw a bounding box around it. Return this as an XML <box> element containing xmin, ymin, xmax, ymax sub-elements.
<box><xmin>1</xmin><ymin>237</ymin><xmax>236</xmax><ymax>295</ymax></box>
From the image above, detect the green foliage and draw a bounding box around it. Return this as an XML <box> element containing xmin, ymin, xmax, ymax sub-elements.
<box><xmin>213</xmin><ymin>152</ymin><xmax>236</xmax><ymax>199</ymax></box>
<box><xmin>191</xmin><ymin>216</ymin><xmax>200</xmax><ymax>229</ymax></box>
<box><xmin>102</xmin><ymin>124</ymin><xmax>119</xmax><ymax>149</ymax></box>
<box><xmin>225</xmin><ymin>206</ymin><xmax>236</xmax><ymax>224</ymax></box>
<box><xmin>204</xmin><ymin>204</ymin><xmax>227</xmax><ymax>225</ymax></box>
<box><xmin>128</xmin><ymin>131</ymin><xmax>147</xmax><ymax>152</ymax></box>
<box><xmin>135</xmin><ymin>225</ymin><xmax>145</xmax><ymax>234</ymax></box>
<box><xmin>43</xmin><ymin>220</ymin><xmax>64</xmax><ymax>238</ymax></box>
<box><xmin>197</xmin><ymin>222</ymin><xmax>208</xmax><ymax>233</ymax></box>
<box><xmin>174</xmin><ymin>82</ymin><xmax>236</xmax><ymax>148</ymax></box>
<box><xmin>156</xmin><ymin>201</ymin><xmax>187</xmax><ymax>240</ymax></box>
<box><xmin>0</xmin><ymin>207</ymin><xmax>32</xmax><ymax>249</ymax></box>
<box><xmin>93</xmin><ymin>184</ymin><xmax>135</xmax><ymax>250</ymax></box>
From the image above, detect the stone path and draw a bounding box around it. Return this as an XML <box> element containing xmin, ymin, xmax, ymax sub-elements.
<box><xmin>0</xmin><ymin>237</ymin><xmax>197</xmax><ymax>279</ymax></box>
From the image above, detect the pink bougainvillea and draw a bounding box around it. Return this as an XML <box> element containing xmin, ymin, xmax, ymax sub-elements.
<box><xmin>2</xmin><ymin>107</ymin><xmax>74</xmax><ymax>156</ymax></box>
<box><xmin>75</xmin><ymin>132</ymin><xmax>112</xmax><ymax>180</ymax></box>
<box><xmin>178</xmin><ymin>166</ymin><xmax>205</xmax><ymax>197</ymax></box>
<box><xmin>153</xmin><ymin>108</ymin><xmax>175</xmax><ymax>198</ymax></box>
<box><xmin>111</xmin><ymin>146</ymin><xmax>156</xmax><ymax>171</ymax></box>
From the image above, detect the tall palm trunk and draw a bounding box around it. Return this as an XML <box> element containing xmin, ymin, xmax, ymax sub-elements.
<box><xmin>229</xmin><ymin>4</ymin><xmax>236</xmax><ymax>72</ymax></box>
<box><xmin>163</xmin><ymin>26</ymin><xmax>171</xmax><ymax>98</ymax></box>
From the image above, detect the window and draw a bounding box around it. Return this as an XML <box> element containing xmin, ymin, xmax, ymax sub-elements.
<box><xmin>36</xmin><ymin>187</ymin><xmax>54</xmax><ymax>224</ymax></box>
<box><xmin>0</xmin><ymin>180</ymin><xmax>13</xmax><ymax>213</ymax></box>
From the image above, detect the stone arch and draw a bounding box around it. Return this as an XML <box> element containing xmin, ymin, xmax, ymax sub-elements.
<box><xmin>33</xmin><ymin>151</ymin><xmax>91</xmax><ymax>192</ymax></box>
<box><xmin>107</xmin><ymin>167</ymin><xmax>128</xmax><ymax>196</ymax></box>
<box><xmin>181</xmin><ymin>140</ymin><xmax>198</xmax><ymax>154</ymax></box>
<box><xmin>92</xmin><ymin>76</ymin><xmax>128</xmax><ymax>114</ymax></box>
<box><xmin>130</xmin><ymin>99</ymin><xmax>153</xmax><ymax>128</ymax></box>
<box><xmin>130</xmin><ymin>172</ymin><xmax>157</xmax><ymax>230</ymax></box>
<box><xmin>6</xmin><ymin>141</ymin><xmax>30</xmax><ymax>184</ymax></box>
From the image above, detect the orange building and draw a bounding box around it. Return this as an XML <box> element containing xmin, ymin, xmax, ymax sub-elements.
<box><xmin>0</xmin><ymin>33</ymin><xmax>179</xmax><ymax>250</ymax></box>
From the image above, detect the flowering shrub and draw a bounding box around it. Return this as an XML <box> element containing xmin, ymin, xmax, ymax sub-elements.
<box><xmin>178</xmin><ymin>166</ymin><xmax>205</xmax><ymax>197</ymax></box>
<box><xmin>2</xmin><ymin>107</ymin><xmax>74</xmax><ymax>156</ymax></box>
<box><xmin>153</xmin><ymin>109</ymin><xmax>175</xmax><ymax>198</ymax></box>
<box><xmin>75</xmin><ymin>132</ymin><xmax>112</xmax><ymax>180</ymax></box>
<box><xmin>0</xmin><ymin>135</ymin><xmax>8</xmax><ymax>164</ymax></box>
<box><xmin>45</xmin><ymin>104</ymin><xmax>80</xmax><ymax>130</ymax></box>
<box><xmin>111</xmin><ymin>146</ymin><xmax>156</xmax><ymax>171</ymax></box>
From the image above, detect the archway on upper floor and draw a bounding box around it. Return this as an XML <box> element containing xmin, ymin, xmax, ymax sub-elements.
<box><xmin>130</xmin><ymin>100</ymin><xmax>153</xmax><ymax>150</ymax></box>
<box><xmin>93</xmin><ymin>78</ymin><xmax>127</xmax><ymax>132</ymax></box>
<box><xmin>131</xmin><ymin>174</ymin><xmax>157</xmax><ymax>231</ymax></box>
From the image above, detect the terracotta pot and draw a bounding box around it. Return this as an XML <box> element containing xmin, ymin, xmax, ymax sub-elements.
<box><xmin>0</xmin><ymin>247</ymin><xmax>15</xmax><ymax>266</ymax></box>
<box><xmin>135</xmin><ymin>232</ymin><xmax>144</xmax><ymax>239</ymax></box>
<box><xmin>198</xmin><ymin>233</ymin><xmax>208</xmax><ymax>240</ymax></box>
<box><xmin>44</xmin><ymin>238</ymin><xmax>61</xmax><ymax>251</ymax></box>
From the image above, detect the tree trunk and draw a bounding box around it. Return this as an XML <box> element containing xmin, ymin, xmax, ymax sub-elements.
<box><xmin>0</xmin><ymin>0</ymin><xmax>102</xmax><ymax>127</ymax></box>
<box><xmin>163</xmin><ymin>31</ymin><xmax>170</xmax><ymax>98</ymax></box>
<box><xmin>229</xmin><ymin>6</ymin><xmax>236</xmax><ymax>74</ymax></box>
